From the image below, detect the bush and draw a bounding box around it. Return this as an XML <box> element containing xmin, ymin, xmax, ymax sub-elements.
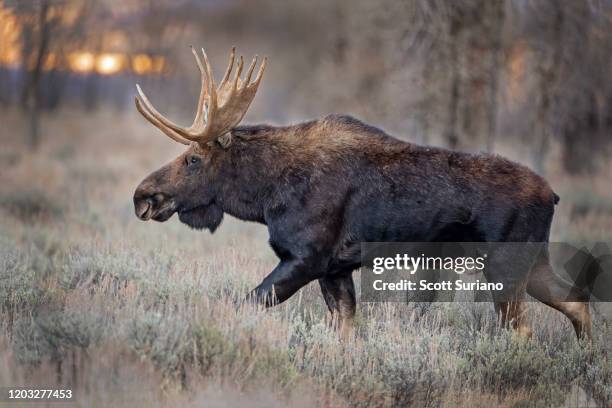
<box><xmin>2</xmin><ymin>216</ymin><xmax>610</xmax><ymax>406</ymax></box>
<box><xmin>12</xmin><ymin>310</ymin><xmax>103</xmax><ymax>366</ymax></box>
<box><xmin>0</xmin><ymin>239</ymin><xmax>57</xmax><ymax>317</ymax></box>
<box><xmin>124</xmin><ymin>310</ymin><xmax>299</xmax><ymax>390</ymax></box>
<box><xmin>0</xmin><ymin>189</ymin><xmax>63</xmax><ymax>221</ymax></box>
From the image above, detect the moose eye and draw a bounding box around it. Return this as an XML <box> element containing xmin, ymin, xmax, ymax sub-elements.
<box><xmin>187</xmin><ymin>156</ymin><xmax>201</xmax><ymax>166</ymax></box>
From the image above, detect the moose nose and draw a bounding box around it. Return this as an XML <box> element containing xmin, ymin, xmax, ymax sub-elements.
<box><xmin>133</xmin><ymin>187</ymin><xmax>155</xmax><ymax>221</ymax></box>
<box><xmin>135</xmin><ymin>199</ymin><xmax>152</xmax><ymax>221</ymax></box>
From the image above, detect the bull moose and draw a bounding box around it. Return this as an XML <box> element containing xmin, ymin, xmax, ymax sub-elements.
<box><xmin>133</xmin><ymin>47</ymin><xmax>591</xmax><ymax>340</ymax></box>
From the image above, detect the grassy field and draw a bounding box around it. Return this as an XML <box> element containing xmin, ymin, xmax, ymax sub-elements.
<box><xmin>0</xmin><ymin>109</ymin><xmax>611</xmax><ymax>407</ymax></box>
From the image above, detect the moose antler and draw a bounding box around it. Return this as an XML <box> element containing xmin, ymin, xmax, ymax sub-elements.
<box><xmin>135</xmin><ymin>47</ymin><xmax>266</xmax><ymax>146</ymax></box>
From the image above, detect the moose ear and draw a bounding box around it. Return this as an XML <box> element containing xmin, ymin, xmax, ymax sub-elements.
<box><xmin>178</xmin><ymin>204</ymin><xmax>224</xmax><ymax>233</ymax></box>
<box><xmin>216</xmin><ymin>132</ymin><xmax>232</xmax><ymax>148</ymax></box>
<box><xmin>205</xmin><ymin>132</ymin><xmax>232</xmax><ymax>149</ymax></box>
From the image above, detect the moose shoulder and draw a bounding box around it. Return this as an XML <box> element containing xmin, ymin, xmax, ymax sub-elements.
<box><xmin>133</xmin><ymin>47</ymin><xmax>591</xmax><ymax>340</ymax></box>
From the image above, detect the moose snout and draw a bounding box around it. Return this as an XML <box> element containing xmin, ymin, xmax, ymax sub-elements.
<box><xmin>133</xmin><ymin>188</ymin><xmax>155</xmax><ymax>221</ymax></box>
<box><xmin>133</xmin><ymin>183</ymin><xmax>161</xmax><ymax>220</ymax></box>
<box><xmin>133</xmin><ymin>184</ymin><xmax>176</xmax><ymax>221</ymax></box>
<box><xmin>134</xmin><ymin>199</ymin><xmax>153</xmax><ymax>221</ymax></box>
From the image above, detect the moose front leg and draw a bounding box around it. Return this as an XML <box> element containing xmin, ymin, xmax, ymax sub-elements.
<box><xmin>248</xmin><ymin>258</ymin><xmax>324</xmax><ymax>307</ymax></box>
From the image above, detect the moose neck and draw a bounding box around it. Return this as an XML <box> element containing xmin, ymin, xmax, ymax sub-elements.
<box><xmin>214</xmin><ymin>124</ymin><xmax>287</xmax><ymax>225</ymax></box>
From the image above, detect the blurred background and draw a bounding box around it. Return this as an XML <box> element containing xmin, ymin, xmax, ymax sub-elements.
<box><xmin>2</xmin><ymin>0</ymin><xmax>612</xmax><ymax>242</ymax></box>
<box><xmin>1</xmin><ymin>0</ymin><xmax>611</xmax><ymax>172</ymax></box>
<box><xmin>0</xmin><ymin>0</ymin><xmax>611</xmax><ymax>247</ymax></box>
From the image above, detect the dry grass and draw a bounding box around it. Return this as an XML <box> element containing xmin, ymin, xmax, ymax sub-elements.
<box><xmin>0</xmin><ymin>109</ymin><xmax>611</xmax><ymax>407</ymax></box>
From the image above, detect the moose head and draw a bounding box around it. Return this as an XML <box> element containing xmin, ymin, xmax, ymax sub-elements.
<box><xmin>133</xmin><ymin>47</ymin><xmax>266</xmax><ymax>232</ymax></box>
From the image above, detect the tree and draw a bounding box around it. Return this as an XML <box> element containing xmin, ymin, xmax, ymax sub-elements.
<box><xmin>17</xmin><ymin>0</ymin><xmax>54</xmax><ymax>147</ymax></box>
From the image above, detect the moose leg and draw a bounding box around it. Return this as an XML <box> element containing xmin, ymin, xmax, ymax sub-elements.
<box><xmin>487</xmin><ymin>244</ymin><xmax>533</xmax><ymax>338</ymax></box>
<box><xmin>541</xmin><ymin>301</ymin><xmax>592</xmax><ymax>340</ymax></box>
<box><xmin>491</xmin><ymin>269</ymin><xmax>532</xmax><ymax>338</ymax></box>
<box><xmin>248</xmin><ymin>259</ymin><xmax>324</xmax><ymax>307</ymax></box>
<box><xmin>319</xmin><ymin>273</ymin><xmax>356</xmax><ymax>338</ymax></box>
<box><xmin>527</xmin><ymin>259</ymin><xmax>592</xmax><ymax>340</ymax></box>
<box><xmin>496</xmin><ymin>300</ymin><xmax>532</xmax><ymax>338</ymax></box>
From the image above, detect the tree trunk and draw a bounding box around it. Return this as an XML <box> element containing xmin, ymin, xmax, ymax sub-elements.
<box><xmin>444</xmin><ymin>16</ymin><xmax>461</xmax><ymax>149</ymax></box>
<box><xmin>23</xmin><ymin>1</ymin><xmax>51</xmax><ymax>148</ymax></box>
<box><xmin>485</xmin><ymin>0</ymin><xmax>505</xmax><ymax>153</ymax></box>
<box><xmin>532</xmin><ymin>2</ymin><xmax>564</xmax><ymax>175</ymax></box>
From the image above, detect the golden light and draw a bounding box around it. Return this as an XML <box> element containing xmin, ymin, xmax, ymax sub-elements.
<box><xmin>43</xmin><ymin>53</ymin><xmax>57</xmax><ymax>70</ymax></box>
<box><xmin>0</xmin><ymin>48</ymin><xmax>20</xmax><ymax>67</ymax></box>
<box><xmin>0</xmin><ymin>4</ymin><xmax>21</xmax><ymax>67</ymax></box>
<box><xmin>69</xmin><ymin>52</ymin><xmax>95</xmax><ymax>73</ymax></box>
<box><xmin>96</xmin><ymin>53</ymin><xmax>125</xmax><ymax>75</ymax></box>
<box><xmin>132</xmin><ymin>54</ymin><xmax>153</xmax><ymax>75</ymax></box>
<box><xmin>152</xmin><ymin>56</ymin><xmax>166</xmax><ymax>73</ymax></box>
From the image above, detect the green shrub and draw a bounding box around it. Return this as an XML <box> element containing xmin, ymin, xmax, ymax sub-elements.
<box><xmin>0</xmin><ymin>189</ymin><xmax>63</xmax><ymax>221</ymax></box>
<box><xmin>459</xmin><ymin>334</ymin><xmax>555</xmax><ymax>389</ymax></box>
<box><xmin>12</xmin><ymin>310</ymin><xmax>103</xmax><ymax>366</ymax></box>
<box><xmin>0</xmin><ymin>240</ymin><xmax>57</xmax><ymax>317</ymax></box>
<box><xmin>455</xmin><ymin>331</ymin><xmax>608</xmax><ymax>405</ymax></box>
<box><xmin>11</xmin><ymin>317</ymin><xmax>57</xmax><ymax>366</ymax></box>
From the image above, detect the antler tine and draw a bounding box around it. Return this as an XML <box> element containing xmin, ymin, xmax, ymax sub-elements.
<box><xmin>220</xmin><ymin>47</ymin><xmax>236</xmax><ymax>86</ymax></box>
<box><xmin>135</xmin><ymin>97</ymin><xmax>190</xmax><ymax>145</ymax></box>
<box><xmin>191</xmin><ymin>46</ymin><xmax>209</xmax><ymax>126</ymax></box>
<box><xmin>232</xmin><ymin>55</ymin><xmax>244</xmax><ymax>91</ymax></box>
<box><xmin>249</xmin><ymin>57</ymin><xmax>267</xmax><ymax>88</ymax></box>
<box><xmin>135</xmin><ymin>84</ymin><xmax>196</xmax><ymax>138</ymax></box>
<box><xmin>200</xmin><ymin>48</ymin><xmax>218</xmax><ymax>129</ymax></box>
<box><xmin>245</xmin><ymin>55</ymin><xmax>257</xmax><ymax>86</ymax></box>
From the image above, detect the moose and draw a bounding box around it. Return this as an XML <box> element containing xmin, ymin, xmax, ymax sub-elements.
<box><xmin>133</xmin><ymin>47</ymin><xmax>591</xmax><ymax>340</ymax></box>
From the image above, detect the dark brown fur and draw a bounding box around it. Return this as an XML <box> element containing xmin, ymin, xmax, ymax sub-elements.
<box><xmin>134</xmin><ymin>114</ymin><xmax>591</xmax><ymax>339</ymax></box>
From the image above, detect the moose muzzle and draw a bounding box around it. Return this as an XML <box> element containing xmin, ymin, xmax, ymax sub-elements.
<box><xmin>133</xmin><ymin>187</ymin><xmax>176</xmax><ymax>222</ymax></box>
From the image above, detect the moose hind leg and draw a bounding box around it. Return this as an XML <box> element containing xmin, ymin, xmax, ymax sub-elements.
<box><xmin>548</xmin><ymin>301</ymin><xmax>592</xmax><ymax>340</ymax></box>
<box><xmin>487</xmin><ymin>247</ymin><xmax>532</xmax><ymax>338</ymax></box>
<box><xmin>527</xmin><ymin>260</ymin><xmax>592</xmax><ymax>340</ymax></box>
<box><xmin>496</xmin><ymin>300</ymin><xmax>532</xmax><ymax>338</ymax></box>
<box><xmin>319</xmin><ymin>273</ymin><xmax>356</xmax><ymax>338</ymax></box>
